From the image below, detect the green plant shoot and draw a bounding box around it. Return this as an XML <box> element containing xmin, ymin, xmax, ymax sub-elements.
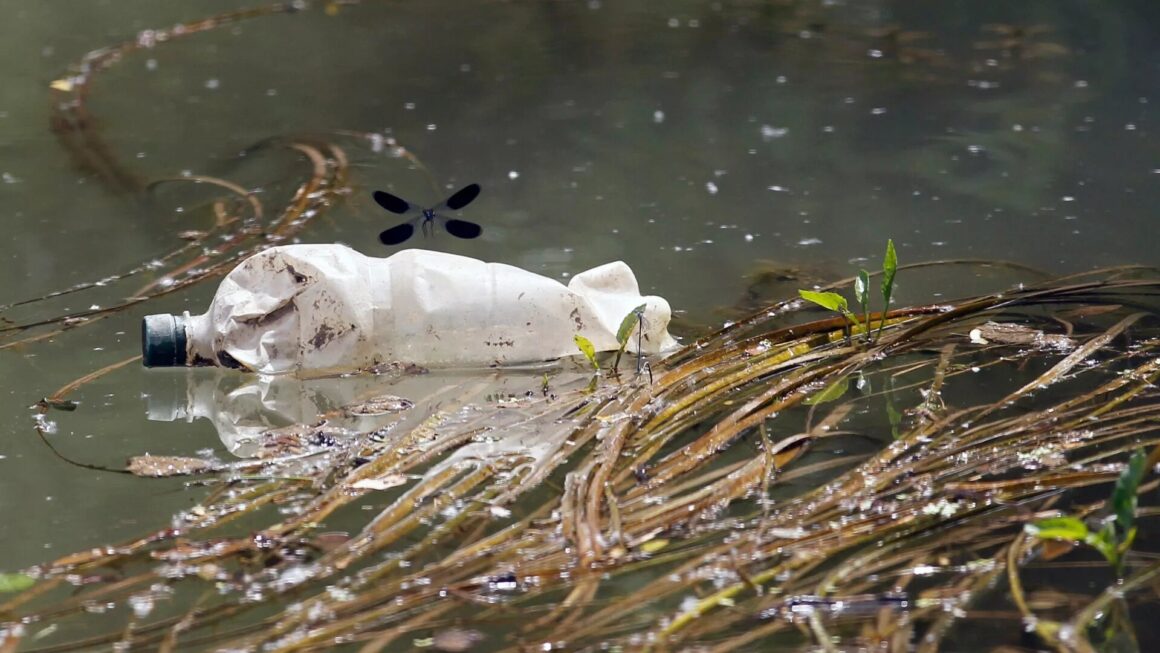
<box><xmin>1112</xmin><ymin>449</ymin><xmax>1147</xmax><ymax>543</ymax></box>
<box><xmin>855</xmin><ymin>270</ymin><xmax>870</xmax><ymax>341</ymax></box>
<box><xmin>1026</xmin><ymin>449</ymin><xmax>1148</xmax><ymax>575</ymax></box>
<box><xmin>798</xmin><ymin>290</ymin><xmax>861</xmax><ymax>336</ymax></box>
<box><xmin>0</xmin><ymin>573</ymin><xmax>34</xmax><ymax>594</ymax></box>
<box><xmin>573</xmin><ymin>334</ymin><xmax>598</xmax><ymax>372</ymax></box>
<box><xmin>612</xmin><ymin>303</ymin><xmax>646</xmax><ymax>373</ymax></box>
<box><xmin>878</xmin><ymin>239</ymin><xmax>897</xmax><ymax>339</ymax></box>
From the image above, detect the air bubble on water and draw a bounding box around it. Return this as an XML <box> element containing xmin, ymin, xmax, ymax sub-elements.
<box><xmin>145</xmin><ymin>58</ymin><xmax>157</xmax><ymax>71</ymax></box>
<box><xmin>798</xmin><ymin>237</ymin><xmax>823</xmax><ymax>246</ymax></box>
<box><xmin>706</xmin><ymin>181</ymin><xmax>718</xmax><ymax>194</ymax></box>
<box><xmin>653</xmin><ymin>110</ymin><xmax>665</xmax><ymax>123</ymax></box>
<box><xmin>426</xmin><ymin>124</ymin><xmax>437</xmax><ymax>131</ymax></box>
<box><xmin>508</xmin><ymin>170</ymin><xmax>520</xmax><ymax>180</ymax></box>
<box><xmin>667</xmin><ymin>17</ymin><xmax>679</xmax><ymax>28</ymax></box>
<box><xmin>867</xmin><ymin>49</ymin><xmax>883</xmax><ymax>58</ymax></box>
<box><xmin>744</xmin><ymin>234</ymin><xmax>755</xmax><ymax>242</ymax></box>
<box><xmin>871</xmin><ymin>107</ymin><xmax>887</xmax><ymax>115</ymax></box>
<box><xmin>204</xmin><ymin>78</ymin><xmax>220</xmax><ymax>90</ymax></box>
<box><xmin>404</xmin><ymin>102</ymin><xmax>416</xmax><ymax>110</ymax></box>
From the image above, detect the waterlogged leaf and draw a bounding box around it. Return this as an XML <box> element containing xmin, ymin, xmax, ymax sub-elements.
<box><xmin>1113</xmin><ymin>449</ymin><xmax>1147</xmax><ymax>537</ymax></box>
<box><xmin>1025</xmin><ymin>516</ymin><xmax>1089</xmax><ymax>543</ymax></box>
<box><xmin>639</xmin><ymin>538</ymin><xmax>670</xmax><ymax>554</ymax></box>
<box><xmin>854</xmin><ymin>270</ymin><xmax>870</xmax><ymax>307</ymax></box>
<box><xmin>885</xmin><ymin>395</ymin><xmax>902</xmax><ymax>440</ymax></box>
<box><xmin>351</xmin><ymin>474</ymin><xmax>408</xmax><ymax>491</ymax></box>
<box><xmin>803</xmin><ymin>375</ymin><xmax>849</xmax><ymax>405</ymax></box>
<box><xmin>573</xmin><ymin>334</ymin><xmax>598</xmax><ymax>370</ymax></box>
<box><xmin>127</xmin><ymin>455</ymin><xmax>214</xmax><ymax>477</ymax></box>
<box><xmin>0</xmin><ymin>572</ymin><xmax>34</xmax><ymax>593</ymax></box>
<box><xmin>798</xmin><ymin>290</ymin><xmax>849</xmax><ymax>313</ymax></box>
<box><xmin>342</xmin><ymin>394</ymin><xmax>414</xmax><ymax>416</ymax></box>
<box><xmin>616</xmin><ymin>304</ymin><xmax>647</xmax><ymax>346</ymax></box>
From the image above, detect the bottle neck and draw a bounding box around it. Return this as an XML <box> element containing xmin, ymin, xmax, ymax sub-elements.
<box><xmin>184</xmin><ymin>311</ymin><xmax>218</xmax><ymax>367</ymax></box>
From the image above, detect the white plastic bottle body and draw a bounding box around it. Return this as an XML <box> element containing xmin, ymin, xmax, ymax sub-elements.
<box><xmin>178</xmin><ymin>245</ymin><xmax>677</xmax><ymax>374</ymax></box>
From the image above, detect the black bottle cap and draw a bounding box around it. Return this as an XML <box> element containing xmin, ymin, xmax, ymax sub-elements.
<box><xmin>141</xmin><ymin>314</ymin><xmax>188</xmax><ymax>367</ymax></box>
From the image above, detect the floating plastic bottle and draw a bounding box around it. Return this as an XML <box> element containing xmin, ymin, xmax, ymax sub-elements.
<box><xmin>142</xmin><ymin>245</ymin><xmax>678</xmax><ymax>374</ymax></box>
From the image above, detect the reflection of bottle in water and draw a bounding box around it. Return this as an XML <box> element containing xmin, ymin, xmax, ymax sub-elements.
<box><xmin>142</xmin><ymin>245</ymin><xmax>678</xmax><ymax>374</ymax></box>
<box><xmin>144</xmin><ymin>366</ymin><xmax>585</xmax><ymax>460</ymax></box>
<box><xmin>145</xmin><ymin>368</ymin><xmax>418</xmax><ymax>457</ymax></box>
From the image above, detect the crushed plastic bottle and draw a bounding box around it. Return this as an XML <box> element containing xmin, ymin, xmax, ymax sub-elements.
<box><xmin>142</xmin><ymin>245</ymin><xmax>678</xmax><ymax>374</ymax></box>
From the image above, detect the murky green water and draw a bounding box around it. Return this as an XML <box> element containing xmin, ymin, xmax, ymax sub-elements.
<box><xmin>1</xmin><ymin>0</ymin><xmax>1158</xmax><ymax>647</ymax></box>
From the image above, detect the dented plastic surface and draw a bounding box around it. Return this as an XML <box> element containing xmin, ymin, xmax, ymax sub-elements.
<box><xmin>158</xmin><ymin>245</ymin><xmax>677</xmax><ymax>374</ymax></box>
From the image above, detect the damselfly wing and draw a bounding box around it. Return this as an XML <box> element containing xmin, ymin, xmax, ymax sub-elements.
<box><xmin>373</xmin><ymin>183</ymin><xmax>483</xmax><ymax>245</ymax></box>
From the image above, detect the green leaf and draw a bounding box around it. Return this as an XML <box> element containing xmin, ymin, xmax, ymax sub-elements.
<box><xmin>1025</xmin><ymin>516</ymin><xmax>1089</xmax><ymax>543</ymax></box>
<box><xmin>854</xmin><ymin>270</ymin><xmax>870</xmax><ymax>308</ymax></box>
<box><xmin>1088</xmin><ymin>523</ymin><xmax>1120</xmax><ymax>568</ymax></box>
<box><xmin>881</xmin><ymin>238</ymin><xmax>897</xmax><ymax>302</ymax></box>
<box><xmin>1113</xmin><ymin>449</ymin><xmax>1147</xmax><ymax>538</ymax></box>
<box><xmin>0</xmin><ymin>572</ymin><xmax>34</xmax><ymax>593</ymax></box>
<box><xmin>612</xmin><ymin>304</ymin><xmax>648</xmax><ymax>373</ymax></box>
<box><xmin>798</xmin><ymin>290</ymin><xmax>849</xmax><ymax>313</ymax></box>
<box><xmin>803</xmin><ymin>375</ymin><xmax>849</xmax><ymax>405</ymax></box>
<box><xmin>855</xmin><ymin>270</ymin><xmax>872</xmax><ymax>342</ymax></box>
<box><xmin>877</xmin><ymin>239</ymin><xmax>898</xmax><ymax>340</ymax></box>
<box><xmin>616</xmin><ymin>304</ymin><xmax>647</xmax><ymax>347</ymax></box>
<box><xmin>573</xmin><ymin>334</ymin><xmax>598</xmax><ymax>371</ymax></box>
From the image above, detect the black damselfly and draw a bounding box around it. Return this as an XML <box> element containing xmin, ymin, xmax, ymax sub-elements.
<box><xmin>372</xmin><ymin>183</ymin><xmax>482</xmax><ymax>245</ymax></box>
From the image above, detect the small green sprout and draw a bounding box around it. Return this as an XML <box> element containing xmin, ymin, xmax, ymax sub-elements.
<box><xmin>573</xmin><ymin>334</ymin><xmax>598</xmax><ymax>372</ymax></box>
<box><xmin>612</xmin><ymin>303</ymin><xmax>647</xmax><ymax>374</ymax></box>
<box><xmin>877</xmin><ymin>239</ymin><xmax>897</xmax><ymax>339</ymax></box>
<box><xmin>798</xmin><ymin>239</ymin><xmax>899</xmax><ymax>344</ymax></box>
<box><xmin>855</xmin><ymin>269</ymin><xmax>871</xmax><ymax>340</ymax></box>
<box><xmin>1026</xmin><ymin>449</ymin><xmax>1147</xmax><ymax>575</ymax></box>
<box><xmin>798</xmin><ymin>289</ymin><xmax>861</xmax><ymax>339</ymax></box>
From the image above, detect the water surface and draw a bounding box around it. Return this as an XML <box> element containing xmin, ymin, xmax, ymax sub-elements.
<box><xmin>0</xmin><ymin>0</ymin><xmax>1158</xmax><ymax>640</ymax></box>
